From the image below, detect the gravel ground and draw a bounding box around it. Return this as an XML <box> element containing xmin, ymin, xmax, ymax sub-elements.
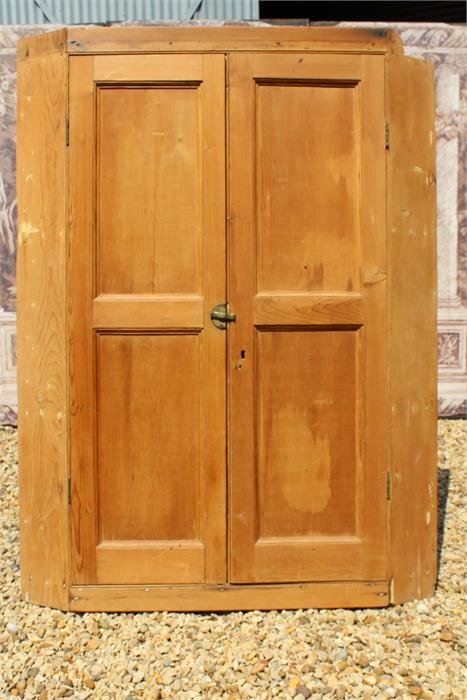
<box><xmin>0</xmin><ymin>420</ymin><xmax>465</xmax><ymax>699</ymax></box>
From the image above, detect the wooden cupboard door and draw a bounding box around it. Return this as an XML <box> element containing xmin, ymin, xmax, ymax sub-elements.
<box><xmin>228</xmin><ymin>54</ymin><xmax>388</xmax><ymax>583</ymax></box>
<box><xmin>69</xmin><ymin>54</ymin><xmax>226</xmax><ymax>585</ymax></box>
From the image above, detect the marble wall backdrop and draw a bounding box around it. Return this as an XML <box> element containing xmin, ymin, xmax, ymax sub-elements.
<box><xmin>339</xmin><ymin>22</ymin><xmax>467</xmax><ymax>418</ymax></box>
<box><xmin>0</xmin><ymin>22</ymin><xmax>465</xmax><ymax>423</ymax></box>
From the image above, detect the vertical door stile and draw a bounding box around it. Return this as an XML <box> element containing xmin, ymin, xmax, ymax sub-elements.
<box><xmin>200</xmin><ymin>53</ymin><xmax>228</xmax><ymax>583</ymax></box>
<box><xmin>228</xmin><ymin>54</ymin><xmax>257</xmax><ymax>581</ymax></box>
<box><xmin>69</xmin><ymin>55</ymin><xmax>98</xmax><ymax>584</ymax></box>
<box><xmin>225</xmin><ymin>51</ymin><xmax>231</xmax><ymax>584</ymax></box>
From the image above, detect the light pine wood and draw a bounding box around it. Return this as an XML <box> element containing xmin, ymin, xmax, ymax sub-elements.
<box><xmin>94</xmin><ymin>53</ymin><xmax>203</xmax><ymax>81</ymax></box>
<box><xmin>17</xmin><ymin>29</ymin><xmax>67</xmax><ymax>60</ymax></box>
<box><xmin>17</xmin><ymin>28</ymin><xmax>436</xmax><ymax>611</ymax></box>
<box><xmin>257</xmin><ymin>331</ymin><xmax>359</xmax><ymax>541</ymax></box>
<box><xmin>69</xmin><ymin>53</ymin><xmax>226</xmax><ymax>586</ymax></box>
<box><xmin>257</xmin><ymin>80</ymin><xmax>359</xmax><ymax>293</ymax></box>
<box><xmin>254</xmin><ymin>293</ymin><xmax>363</xmax><ymax>326</ymax></box>
<box><xmin>199</xmin><ymin>54</ymin><xmax>228</xmax><ymax>583</ymax></box>
<box><xmin>228</xmin><ymin>52</ymin><xmax>388</xmax><ymax>584</ymax></box>
<box><xmin>93</xmin><ymin>295</ymin><xmax>204</xmax><ymax>330</ymax></box>
<box><xmin>68</xmin><ymin>56</ymin><xmax>98</xmax><ymax>584</ymax></box>
<box><xmin>97</xmin><ymin>78</ymin><xmax>201</xmax><ymax>295</ymax></box>
<box><xmin>66</xmin><ymin>26</ymin><xmax>403</xmax><ymax>55</ymax></box>
<box><xmin>357</xmin><ymin>54</ymin><xmax>390</xmax><ymax>585</ymax></box>
<box><xmin>97</xmin><ymin>335</ymin><xmax>201</xmax><ymax>542</ymax></box>
<box><xmin>70</xmin><ymin>581</ymin><xmax>389</xmax><ymax>612</ymax></box>
<box><xmin>96</xmin><ymin>541</ymin><xmax>204</xmax><ymax>585</ymax></box>
<box><xmin>386</xmin><ymin>55</ymin><xmax>437</xmax><ymax>604</ymax></box>
<box><xmin>16</xmin><ymin>41</ymin><xmax>69</xmax><ymax>609</ymax></box>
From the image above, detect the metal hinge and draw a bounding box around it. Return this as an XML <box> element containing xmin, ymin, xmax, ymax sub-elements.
<box><xmin>385</xmin><ymin>122</ymin><xmax>390</xmax><ymax>150</ymax></box>
<box><xmin>386</xmin><ymin>471</ymin><xmax>391</xmax><ymax>501</ymax></box>
<box><xmin>65</xmin><ymin>117</ymin><xmax>69</xmax><ymax>147</ymax></box>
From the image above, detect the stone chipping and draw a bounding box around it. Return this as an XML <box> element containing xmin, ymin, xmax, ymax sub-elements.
<box><xmin>0</xmin><ymin>420</ymin><xmax>465</xmax><ymax>699</ymax></box>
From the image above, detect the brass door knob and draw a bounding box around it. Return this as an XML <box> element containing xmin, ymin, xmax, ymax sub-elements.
<box><xmin>210</xmin><ymin>302</ymin><xmax>236</xmax><ymax>330</ymax></box>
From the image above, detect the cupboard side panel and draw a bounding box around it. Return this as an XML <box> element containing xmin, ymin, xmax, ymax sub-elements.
<box><xmin>16</xmin><ymin>48</ymin><xmax>69</xmax><ymax>609</ymax></box>
<box><xmin>387</xmin><ymin>55</ymin><xmax>437</xmax><ymax>603</ymax></box>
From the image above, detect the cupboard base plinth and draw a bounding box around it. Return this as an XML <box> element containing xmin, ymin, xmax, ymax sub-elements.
<box><xmin>69</xmin><ymin>581</ymin><xmax>389</xmax><ymax>612</ymax></box>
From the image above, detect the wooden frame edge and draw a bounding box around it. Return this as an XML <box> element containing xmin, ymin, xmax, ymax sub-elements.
<box><xmin>17</xmin><ymin>28</ymin><xmax>68</xmax><ymax>61</ymax></box>
<box><xmin>66</xmin><ymin>25</ymin><xmax>397</xmax><ymax>55</ymax></box>
<box><xmin>16</xmin><ymin>38</ymin><xmax>70</xmax><ymax>611</ymax></box>
<box><xmin>386</xmin><ymin>28</ymin><xmax>404</xmax><ymax>55</ymax></box>
<box><xmin>70</xmin><ymin>582</ymin><xmax>389</xmax><ymax>612</ymax></box>
<box><xmin>385</xmin><ymin>52</ymin><xmax>437</xmax><ymax>605</ymax></box>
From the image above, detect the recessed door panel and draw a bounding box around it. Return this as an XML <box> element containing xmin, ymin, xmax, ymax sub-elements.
<box><xmin>98</xmin><ymin>86</ymin><xmax>200</xmax><ymax>295</ymax></box>
<box><xmin>257</xmin><ymin>82</ymin><xmax>358</xmax><ymax>292</ymax></box>
<box><xmin>258</xmin><ymin>329</ymin><xmax>358</xmax><ymax>539</ymax></box>
<box><xmin>69</xmin><ymin>54</ymin><xmax>226</xmax><ymax>585</ymax></box>
<box><xmin>229</xmin><ymin>53</ymin><xmax>387</xmax><ymax>583</ymax></box>
<box><xmin>97</xmin><ymin>334</ymin><xmax>201</xmax><ymax>542</ymax></box>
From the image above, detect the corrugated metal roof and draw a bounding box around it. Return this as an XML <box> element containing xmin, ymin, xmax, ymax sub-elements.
<box><xmin>0</xmin><ymin>0</ymin><xmax>259</xmax><ymax>24</ymax></box>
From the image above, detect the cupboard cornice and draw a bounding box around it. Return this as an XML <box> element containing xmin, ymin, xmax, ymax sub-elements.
<box><xmin>17</xmin><ymin>25</ymin><xmax>403</xmax><ymax>59</ymax></box>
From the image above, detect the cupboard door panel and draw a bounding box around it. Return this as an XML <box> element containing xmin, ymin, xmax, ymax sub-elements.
<box><xmin>97</xmin><ymin>334</ymin><xmax>201</xmax><ymax>543</ymax></box>
<box><xmin>257</xmin><ymin>329</ymin><xmax>358</xmax><ymax>540</ymax></box>
<box><xmin>96</xmin><ymin>334</ymin><xmax>203</xmax><ymax>584</ymax></box>
<box><xmin>98</xmin><ymin>86</ymin><xmax>200</xmax><ymax>295</ymax></box>
<box><xmin>257</xmin><ymin>83</ymin><xmax>358</xmax><ymax>292</ymax></box>
<box><xmin>229</xmin><ymin>53</ymin><xmax>387</xmax><ymax>583</ymax></box>
<box><xmin>69</xmin><ymin>55</ymin><xmax>226</xmax><ymax>585</ymax></box>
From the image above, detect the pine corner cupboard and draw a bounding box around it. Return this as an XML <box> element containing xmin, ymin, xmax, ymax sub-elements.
<box><xmin>16</xmin><ymin>26</ymin><xmax>437</xmax><ymax>612</ymax></box>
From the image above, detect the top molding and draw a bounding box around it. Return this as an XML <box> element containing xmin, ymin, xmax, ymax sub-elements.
<box><xmin>17</xmin><ymin>26</ymin><xmax>404</xmax><ymax>60</ymax></box>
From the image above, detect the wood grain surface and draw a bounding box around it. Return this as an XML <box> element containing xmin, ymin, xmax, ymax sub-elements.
<box><xmin>16</xmin><ymin>41</ymin><xmax>69</xmax><ymax>609</ymax></box>
<box><xmin>70</xmin><ymin>581</ymin><xmax>389</xmax><ymax>612</ymax></box>
<box><xmin>254</xmin><ymin>293</ymin><xmax>363</xmax><ymax>326</ymax></box>
<box><xmin>69</xmin><ymin>53</ymin><xmax>226</xmax><ymax>586</ymax></box>
<box><xmin>66</xmin><ymin>26</ymin><xmax>403</xmax><ymax>55</ymax></box>
<box><xmin>17</xmin><ymin>28</ymin><xmax>67</xmax><ymax>60</ymax></box>
<box><xmin>228</xmin><ymin>52</ymin><xmax>388</xmax><ymax>584</ymax></box>
<box><xmin>17</xmin><ymin>27</ymin><xmax>436</xmax><ymax>610</ymax></box>
<box><xmin>68</xmin><ymin>56</ymin><xmax>98</xmax><ymax>584</ymax></box>
<box><xmin>92</xmin><ymin>295</ymin><xmax>204</xmax><ymax>330</ymax></box>
<box><xmin>386</xmin><ymin>54</ymin><xmax>437</xmax><ymax>603</ymax></box>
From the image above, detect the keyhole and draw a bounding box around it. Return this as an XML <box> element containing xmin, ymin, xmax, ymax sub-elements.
<box><xmin>236</xmin><ymin>350</ymin><xmax>246</xmax><ymax>370</ymax></box>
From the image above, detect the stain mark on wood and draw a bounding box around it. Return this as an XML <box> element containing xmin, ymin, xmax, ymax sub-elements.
<box><xmin>18</xmin><ymin>221</ymin><xmax>39</xmax><ymax>246</ymax></box>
